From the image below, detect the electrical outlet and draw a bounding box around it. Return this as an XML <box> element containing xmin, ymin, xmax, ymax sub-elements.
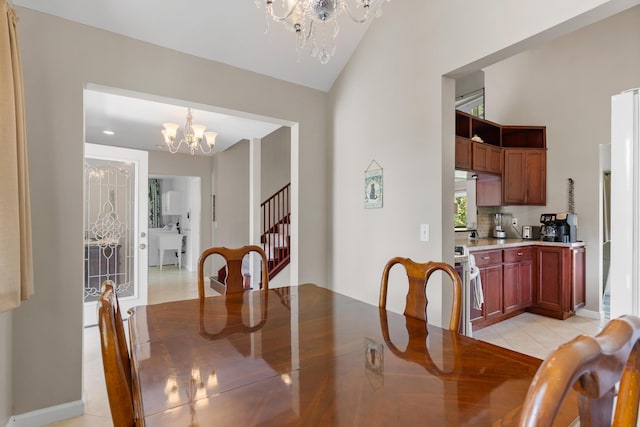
<box><xmin>512</xmin><ymin>218</ymin><xmax>518</xmax><ymax>227</ymax></box>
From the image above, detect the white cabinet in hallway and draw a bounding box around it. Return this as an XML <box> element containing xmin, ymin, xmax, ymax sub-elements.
<box><xmin>149</xmin><ymin>228</ymin><xmax>186</xmax><ymax>268</ymax></box>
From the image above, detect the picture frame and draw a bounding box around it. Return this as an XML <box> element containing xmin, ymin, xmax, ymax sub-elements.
<box><xmin>364</xmin><ymin>160</ymin><xmax>383</xmax><ymax>209</ymax></box>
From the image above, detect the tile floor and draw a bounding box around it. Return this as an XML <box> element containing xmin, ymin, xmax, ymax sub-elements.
<box><xmin>46</xmin><ymin>273</ymin><xmax>605</xmax><ymax>426</ymax></box>
<box><xmin>472</xmin><ymin>311</ymin><xmax>605</xmax><ymax>360</ymax></box>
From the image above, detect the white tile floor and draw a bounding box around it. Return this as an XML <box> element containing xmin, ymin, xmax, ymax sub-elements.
<box><xmin>472</xmin><ymin>311</ymin><xmax>605</xmax><ymax>360</ymax></box>
<box><xmin>46</xmin><ymin>273</ymin><xmax>605</xmax><ymax>426</ymax></box>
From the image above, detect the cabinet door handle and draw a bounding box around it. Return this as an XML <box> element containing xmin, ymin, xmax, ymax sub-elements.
<box><xmin>518</xmin><ymin>252</ymin><xmax>523</xmax><ymax>256</ymax></box>
<box><xmin>482</xmin><ymin>256</ymin><xmax>490</xmax><ymax>260</ymax></box>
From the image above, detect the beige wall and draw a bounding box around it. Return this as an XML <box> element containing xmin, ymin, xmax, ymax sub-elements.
<box><xmin>261</xmin><ymin>126</ymin><xmax>291</xmax><ymax>200</ymax></box>
<box><xmin>484</xmin><ymin>6</ymin><xmax>640</xmax><ymax>312</ymax></box>
<box><xmin>10</xmin><ymin>7</ymin><xmax>327</xmax><ymax>415</ymax></box>
<box><xmin>328</xmin><ymin>0</ymin><xmax>636</xmax><ymax>328</ymax></box>
<box><xmin>440</xmin><ymin>0</ymin><xmax>636</xmax><ymax>76</ymax></box>
<box><xmin>329</xmin><ymin>1</ymin><xmax>448</xmax><ymax>322</ymax></box>
<box><xmin>213</xmin><ymin>140</ymin><xmax>250</xmax><ymax>249</ymax></box>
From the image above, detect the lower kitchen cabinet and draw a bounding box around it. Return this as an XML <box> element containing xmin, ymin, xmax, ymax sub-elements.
<box><xmin>503</xmin><ymin>247</ymin><xmax>533</xmax><ymax>314</ymax></box>
<box><xmin>471</xmin><ymin>249</ymin><xmax>504</xmax><ymax>329</ymax></box>
<box><xmin>469</xmin><ymin>244</ymin><xmax>583</xmax><ymax>331</ymax></box>
<box><xmin>482</xmin><ymin>264</ymin><xmax>503</xmax><ymax>321</ymax></box>
<box><xmin>529</xmin><ymin>246</ymin><xmax>585</xmax><ymax>319</ymax></box>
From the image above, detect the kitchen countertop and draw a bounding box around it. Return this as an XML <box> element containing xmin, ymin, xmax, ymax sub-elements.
<box><xmin>456</xmin><ymin>238</ymin><xmax>586</xmax><ymax>251</ymax></box>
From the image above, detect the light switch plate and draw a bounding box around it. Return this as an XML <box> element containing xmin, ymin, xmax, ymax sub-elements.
<box><xmin>420</xmin><ymin>224</ymin><xmax>430</xmax><ymax>242</ymax></box>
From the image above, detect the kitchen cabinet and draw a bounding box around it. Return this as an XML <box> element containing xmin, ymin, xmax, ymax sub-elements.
<box><xmin>471</xmin><ymin>246</ymin><xmax>534</xmax><ymax>330</ymax></box>
<box><xmin>482</xmin><ymin>265</ymin><xmax>504</xmax><ymax>321</ymax></box>
<box><xmin>468</xmin><ymin>243</ymin><xmax>585</xmax><ymax>331</ymax></box>
<box><xmin>476</xmin><ymin>173</ymin><xmax>502</xmax><ymax>207</ymax></box>
<box><xmin>455</xmin><ymin>137</ymin><xmax>472</xmax><ymax>170</ymax></box>
<box><xmin>162</xmin><ymin>190</ymin><xmax>182</xmax><ymax>215</ymax></box>
<box><xmin>530</xmin><ymin>246</ymin><xmax>585</xmax><ymax>319</ymax></box>
<box><xmin>471</xmin><ymin>249</ymin><xmax>503</xmax><ymax>328</ymax></box>
<box><xmin>502</xmin><ymin>247</ymin><xmax>533</xmax><ymax>313</ymax></box>
<box><xmin>455</xmin><ymin>111</ymin><xmax>547</xmax><ymax>206</ymax></box>
<box><xmin>502</xmin><ymin>149</ymin><xmax>546</xmax><ymax>205</ymax></box>
<box><xmin>572</xmin><ymin>246</ymin><xmax>586</xmax><ymax>310</ymax></box>
<box><xmin>455</xmin><ymin>110</ymin><xmax>502</xmax><ymax>175</ymax></box>
<box><xmin>472</xmin><ymin>142</ymin><xmax>502</xmax><ymax>174</ymax></box>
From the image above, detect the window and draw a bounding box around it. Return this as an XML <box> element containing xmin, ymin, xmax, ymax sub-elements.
<box><xmin>454</xmin><ymin>191</ymin><xmax>467</xmax><ymax>229</ymax></box>
<box><xmin>456</xmin><ymin>88</ymin><xmax>485</xmax><ymax>119</ymax></box>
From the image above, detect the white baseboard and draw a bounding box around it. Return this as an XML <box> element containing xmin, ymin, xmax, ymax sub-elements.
<box><xmin>576</xmin><ymin>308</ymin><xmax>603</xmax><ymax>320</ymax></box>
<box><xmin>6</xmin><ymin>400</ymin><xmax>84</xmax><ymax>427</ymax></box>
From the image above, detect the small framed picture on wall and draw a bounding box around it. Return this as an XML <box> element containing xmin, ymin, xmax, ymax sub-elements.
<box><xmin>364</xmin><ymin>160</ymin><xmax>383</xmax><ymax>209</ymax></box>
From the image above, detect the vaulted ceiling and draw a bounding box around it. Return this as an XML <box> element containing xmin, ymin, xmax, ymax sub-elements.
<box><xmin>14</xmin><ymin>1</ymin><xmax>378</xmax><ymax>154</ymax></box>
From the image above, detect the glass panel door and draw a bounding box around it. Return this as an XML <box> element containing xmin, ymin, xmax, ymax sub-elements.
<box><xmin>83</xmin><ymin>143</ymin><xmax>148</xmax><ymax>326</ymax></box>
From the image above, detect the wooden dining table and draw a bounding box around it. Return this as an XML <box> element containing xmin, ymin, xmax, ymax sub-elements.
<box><xmin>128</xmin><ymin>284</ymin><xmax>577</xmax><ymax>426</ymax></box>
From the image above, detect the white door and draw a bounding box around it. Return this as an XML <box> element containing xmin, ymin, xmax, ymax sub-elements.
<box><xmin>83</xmin><ymin>143</ymin><xmax>148</xmax><ymax>326</ymax></box>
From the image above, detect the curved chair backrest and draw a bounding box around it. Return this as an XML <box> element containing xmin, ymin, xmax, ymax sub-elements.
<box><xmin>379</xmin><ymin>258</ymin><xmax>461</xmax><ymax>331</ymax></box>
<box><xmin>519</xmin><ymin>314</ymin><xmax>640</xmax><ymax>426</ymax></box>
<box><xmin>198</xmin><ymin>245</ymin><xmax>269</xmax><ymax>299</ymax></box>
<box><xmin>97</xmin><ymin>280</ymin><xmax>136</xmax><ymax>427</ymax></box>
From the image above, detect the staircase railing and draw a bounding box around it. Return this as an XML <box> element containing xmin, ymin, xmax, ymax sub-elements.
<box><xmin>261</xmin><ymin>183</ymin><xmax>290</xmax><ymax>279</ymax></box>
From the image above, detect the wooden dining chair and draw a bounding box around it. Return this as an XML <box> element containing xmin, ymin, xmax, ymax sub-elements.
<box><xmin>97</xmin><ymin>280</ymin><xmax>137</xmax><ymax>427</ymax></box>
<box><xmin>519</xmin><ymin>314</ymin><xmax>640</xmax><ymax>426</ymax></box>
<box><xmin>198</xmin><ymin>245</ymin><xmax>269</xmax><ymax>299</ymax></box>
<box><xmin>378</xmin><ymin>258</ymin><xmax>461</xmax><ymax>331</ymax></box>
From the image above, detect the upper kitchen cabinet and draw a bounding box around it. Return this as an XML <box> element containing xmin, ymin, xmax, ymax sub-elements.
<box><xmin>455</xmin><ymin>111</ymin><xmax>502</xmax><ymax>174</ymax></box>
<box><xmin>472</xmin><ymin>142</ymin><xmax>502</xmax><ymax>174</ymax></box>
<box><xmin>502</xmin><ymin>125</ymin><xmax>546</xmax><ymax>205</ymax></box>
<box><xmin>503</xmin><ymin>149</ymin><xmax>546</xmax><ymax>205</ymax></box>
<box><xmin>455</xmin><ymin>137</ymin><xmax>472</xmax><ymax>170</ymax></box>
<box><xmin>454</xmin><ymin>111</ymin><xmax>547</xmax><ymax>206</ymax></box>
<box><xmin>501</xmin><ymin>126</ymin><xmax>546</xmax><ymax>149</ymax></box>
<box><xmin>162</xmin><ymin>190</ymin><xmax>182</xmax><ymax>215</ymax></box>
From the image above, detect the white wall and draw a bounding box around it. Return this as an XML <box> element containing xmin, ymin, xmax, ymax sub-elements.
<box><xmin>483</xmin><ymin>6</ymin><xmax>640</xmax><ymax>313</ymax></box>
<box><xmin>11</xmin><ymin>7</ymin><xmax>327</xmax><ymax>416</ymax></box>
<box><xmin>328</xmin><ymin>0</ymin><xmax>637</xmax><ymax>328</ymax></box>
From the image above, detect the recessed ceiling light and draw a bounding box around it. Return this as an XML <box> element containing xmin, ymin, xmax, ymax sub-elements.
<box><xmin>102</xmin><ymin>130</ymin><xmax>115</xmax><ymax>135</ymax></box>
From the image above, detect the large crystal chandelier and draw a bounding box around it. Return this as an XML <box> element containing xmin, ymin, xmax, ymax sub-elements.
<box><xmin>161</xmin><ymin>109</ymin><xmax>217</xmax><ymax>155</ymax></box>
<box><xmin>256</xmin><ymin>0</ymin><xmax>390</xmax><ymax>64</ymax></box>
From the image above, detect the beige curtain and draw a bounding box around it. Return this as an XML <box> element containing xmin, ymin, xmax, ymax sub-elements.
<box><xmin>0</xmin><ymin>0</ymin><xmax>33</xmax><ymax>312</ymax></box>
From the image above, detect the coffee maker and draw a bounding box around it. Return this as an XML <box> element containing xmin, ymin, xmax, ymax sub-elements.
<box><xmin>540</xmin><ymin>213</ymin><xmax>578</xmax><ymax>242</ymax></box>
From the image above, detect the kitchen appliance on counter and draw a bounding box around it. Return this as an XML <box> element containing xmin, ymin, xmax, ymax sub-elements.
<box><xmin>521</xmin><ymin>225</ymin><xmax>541</xmax><ymax>240</ymax></box>
<box><xmin>493</xmin><ymin>213</ymin><xmax>507</xmax><ymax>239</ymax></box>
<box><xmin>540</xmin><ymin>213</ymin><xmax>578</xmax><ymax>242</ymax></box>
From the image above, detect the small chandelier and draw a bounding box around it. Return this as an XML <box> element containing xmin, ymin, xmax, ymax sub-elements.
<box><xmin>161</xmin><ymin>109</ymin><xmax>217</xmax><ymax>155</ymax></box>
<box><xmin>256</xmin><ymin>0</ymin><xmax>390</xmax><ymax>64</ymax></box>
